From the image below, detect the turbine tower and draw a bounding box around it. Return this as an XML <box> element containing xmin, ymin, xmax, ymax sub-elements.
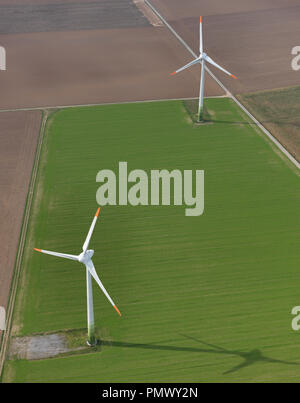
<box><xmin>34</xmin><ymin>207</ymin><xmax>121</xmax><ymax>346</ymax></box>
<box><xmin>171</xmin><ymin>16</ymin><xmax>237</xmax><ymax>122</ymax></box>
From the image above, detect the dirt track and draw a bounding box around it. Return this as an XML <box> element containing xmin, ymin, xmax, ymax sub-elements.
<box><xmin>0</xmin><ymin>111</ymin><xmax>41</xmax><ymax>309</ymax></box>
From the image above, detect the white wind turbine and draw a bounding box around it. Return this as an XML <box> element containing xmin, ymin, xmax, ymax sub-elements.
<box><xmin>171</xmin><ymin>16</ymin><xmax>237</xmax><ymax>121</ymax></box>
<box><xmin>34</xmin><ymin>207</ymin><xmax>121</xmax><ymax>346</ymax></box>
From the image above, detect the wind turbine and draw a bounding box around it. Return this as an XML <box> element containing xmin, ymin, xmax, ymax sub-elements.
<box><xmin>34</xmin><ymin>207</ymin><xmax>121</xmax><ymax>346</ymax></box>
<box><xmin>171</xmin><ymin>16</ymin><xmax>237</xmax><ymax>122</ymax></box>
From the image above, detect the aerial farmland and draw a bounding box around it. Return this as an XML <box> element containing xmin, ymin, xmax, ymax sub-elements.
<box><xmin>0</xmin><ymin>0</ymin><xmax>299</xmax><ymax>385</ymax></box>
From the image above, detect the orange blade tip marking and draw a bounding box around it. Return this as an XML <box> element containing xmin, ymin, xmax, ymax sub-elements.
<box><xmin>231</xmin><ymin>74</ymin><xmax>238</xmax><ymax>80</ymax></box>
<box><xmin>96</xmin><ymin>207</ymin><xmax>101</xmax><ymax>217</ymax></box>
<box><xmin>114</xmin><ymin>305</ymin><xmax>122</xmax><ymax>316</ymax></box>
<box><xmin>200</xmin><ymin>16</ymin><xmax>202</xmax><ymax>23</ymax></box>
<box><xmin>170</xmin><ymin>71</ymin><xmax>176</xmax><ymax>76</ymax></box>
<box><xmin>34</xmin><ymin>248</ymin><xmax>42</xmax><ymax>252</ymax></box>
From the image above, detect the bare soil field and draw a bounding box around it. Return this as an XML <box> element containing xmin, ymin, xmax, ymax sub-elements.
<box><xmin>0</xmin><ymin>25</ymin><xmax>222</xmax><ymax>110</ymax></box>
<box><xmin>0</xmin><ymin>0</ymin><xmax>223</xmax><ymax>110</ymax></box>
<box><xmin>0</xmin><ymin>0</ymin><xmax>150</xmax><ymax>34</ymax></box>
<box><xmin>0</xmin><ymin>111</ymin><xmax>41</xmax><ymax>310</ymax></box>
<box><xmin>151</xmin><ymin>0</ymin><xmax>300</xmax><ymax>94</ymax></box>
<box><xmin>151</xmin><ymin>0</ymin><xmax>300</xmax><ymax>20</ymax></box>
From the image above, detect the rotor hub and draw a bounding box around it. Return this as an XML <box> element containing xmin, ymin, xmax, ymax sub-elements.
<box><xmin>79</xmin><ymin>249</ymin><xmax>94</xmax><ymax>264</ymax></box>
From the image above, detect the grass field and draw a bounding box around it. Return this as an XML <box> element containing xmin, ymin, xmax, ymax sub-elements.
<box><xmin>239</xmin><ymin>86</ymin><xmax>300</xmax><ymax>161</ymax></box>
<box><xmin>3</xmin><ymin>99</ymin><xmax>300</xmax><ymax>382</ymax></box>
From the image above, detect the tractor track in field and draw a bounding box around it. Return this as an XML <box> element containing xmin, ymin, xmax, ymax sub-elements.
<box><xmin>144</xmin><ymin>0</ymin><xmax>300</xmax><ymax>170</ymax></box>
<box><xmin>0</xmin><ymin>110</ymin><xmax>49</xmax><ymax>378</ymax></box>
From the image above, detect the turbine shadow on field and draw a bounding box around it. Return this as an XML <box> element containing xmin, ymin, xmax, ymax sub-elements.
<box><xmin>100</xmin><ymin>336</ymin><xmax>299</xmax><ymax>375</ymax></box>
<box><xmin>179</xmin><ymin>334</ymin><xmax>300</xmax><ymax>375</ymax></box>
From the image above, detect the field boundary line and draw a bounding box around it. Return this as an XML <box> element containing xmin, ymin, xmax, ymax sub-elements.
<box><xmin>145</xmin><ymin>0</ymin><xmax>300</xmax><ymax>169</ymax></box>
<box><xmin>0</xmin><ymin>110</ymin><xmax>49</xmax><ymax>378</ymax></box>
<box><xmin>0</xmin><ymin>96</ymin><xmax>227</xmax><ymax>114</ymax></box>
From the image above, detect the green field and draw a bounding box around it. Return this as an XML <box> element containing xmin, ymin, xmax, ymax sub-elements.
<box><xmin>3</xmin><ymin>99</ymin><xmax>300</xmax><ymax>382</ymax></box>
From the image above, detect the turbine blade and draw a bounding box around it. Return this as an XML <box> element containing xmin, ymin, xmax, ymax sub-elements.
<box><xmin>170</xmin><ymin>58</ymin><xmax>200</xmax><ymax>75</ymax></box>
<box><xmin>82</xmin><ymin>207</ymin><xmax>101</xmax><ymax>252</ymax></box>
<box><xmin>205</xmin><ymin>55</ymin><xmax>237</xmax><ymax>79</ymax></box>
<box><xmin>86</xmin><ymin>260</ymin><xmax>121</xmax><ymax>317</ymax></box>
<box><xmin>34</xmin><ymin>248</ymin><xmax>78</xmax><ymax>261</ymax></box>
<box><xmin>200</xmin><ymin>16</ymin><xmax>203</xmax><ymax>54</ymax></box>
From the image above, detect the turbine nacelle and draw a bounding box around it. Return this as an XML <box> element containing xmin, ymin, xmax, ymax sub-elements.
<box><xmin>79</xmin><ymin>249</ymin><xmax>94</xmax><ymax>264</ymax></box>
